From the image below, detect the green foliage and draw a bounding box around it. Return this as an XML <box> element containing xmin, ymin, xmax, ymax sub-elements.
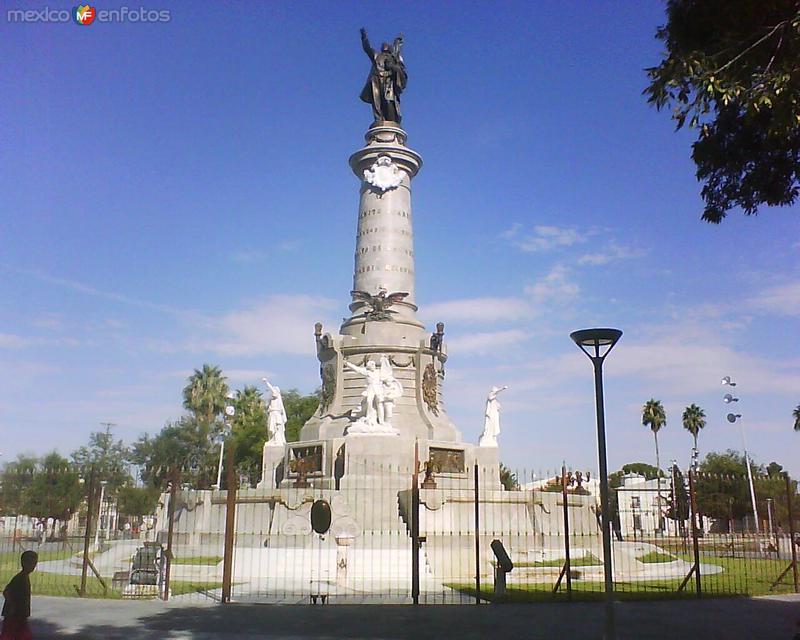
<box><xmin>116</xmin><ymin>485</ymin><xmax>160</xmax><ymax>520</ymax></box>
<box><xmin>641</xmin><ymin>399</ymin><xmax>666</xmax><ymax>481</ymax></box>
<box><xmin>0</xmin><ymin>453</ymin><xmax>83</xmax><ymax>531</ymax></box>
<box><xmin>182</xmin><ymin>363</ymin><xmax>229</xmax><ymax>432</ymax></box>
<box><xmin>130</xmin><ymin>416</ymin><xmax>217</xmax><ymax>489</ymax></box>
<box><xmin>696</xmin><ymin>450</ymin><xmax>761</xmax><ymax>523</ymax></box>
<box><xmin>499</xmin><ymin>463</ymin><xmax>519</xmax><ymax>490</ymax></box>
<box><xmin>793</xmin><ymin>404</ymin><xmax>800</xmax><ymax>431</ymax></box>
<box><xmin>231</xmin><ymin>385</ymin><xmax>268</xmax><ymax>485</ymax></box>
<box><xmin>681</xmin><ymin>404</ymin><xmax>706</xmax><ymax>448</ymax></box>
<box><xmin>667</xmin><ymin>464</ymin><xmax>690</xmax><ymax>524</ymax></box>
<box><xmin>645</xmin><ymin>0</ymin><xmax>800</xmax><ymax>222</ymax></box>
<box><xmin>282</xmin><ymin>388</ymin><xmax>320</xmax><ymax>443</ymax></box>
<box><xmin>621</xmin><ymin>462</ymin><xmax>664</xmax><ymax>480</ymax></box>
<box><xmin>71</xmin><ymin>427</ymin><xmax>131</xmax><ymax>495</ymax></box>
<box><xmin>0</xmin><ymin>455</ymin><xmax>37</xmax><ymax>515</ymax></box>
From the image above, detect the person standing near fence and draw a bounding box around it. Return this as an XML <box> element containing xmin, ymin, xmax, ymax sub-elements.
<box><xmin>1</xmin><ymin>550</ymin><xmax>38</xmax><ymax>640</ymax></box>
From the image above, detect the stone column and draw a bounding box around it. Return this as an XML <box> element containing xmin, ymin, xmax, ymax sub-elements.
<box><xmin>342</xmin><ymin>124</ymin><xmax>424</xmax><ymax>336</ymax></box>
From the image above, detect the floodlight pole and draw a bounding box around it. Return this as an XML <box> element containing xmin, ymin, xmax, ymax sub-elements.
<box><xmin>570</xmin><ymin>328</ymin><xmax>622</xmax><ymax>640</ymax></box>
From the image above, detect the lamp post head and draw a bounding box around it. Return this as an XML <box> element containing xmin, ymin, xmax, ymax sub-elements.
<box><xmin>726</xmin><ymin>413</ymin><xmax>742</xmax><ymax>423</ymax></box>
<box><xmin>723</xmin><ymin>393</ymin><xmax>738</xmax><ymax>404</ymax></box>
<box><xmin>570</xmin><ymin>328</ymin><xmax>623</xmax><ymax>361</ymax></box>
<box><xmin>721</xmin><ymin>376</ymin><xmax>736</xmax><ymax>387</ymax></box>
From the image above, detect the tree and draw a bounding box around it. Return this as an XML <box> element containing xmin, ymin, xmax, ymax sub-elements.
<box><xmin>231</xmin><ymin>385</ymin><xmax>268</xmax><ymax>485</ymax></box>
<box><xmin>24</xmin><ymin>453</ymin><xmax>84</xmax><ymax>538</ymax></box>
<box><xmin>182</xmin><ymin>364</ymin><xmax>229</xmax><ymax>433</ymax></box>
<box><xmin>71</xmin><ymin>427</ymin><xmax>131</xmax><ymax>494</ymax></box>
<box><xmin>620</xmin><ymin>462</ymin><xmax>664</xmax><ymax>480</ymax></box>
<box><xmin>499</xmin><ymin>463</ymin><xmax>519</xmax><ymax>491</ymax></box>
<box><xmin>696</xmin><ymin>450</ymin><xmax>760</xmax><ymax>527</ymax></box>
<box><xmin>0</xmin><ymin>455</ymin><xmax>38</xmax><ymax>516</ymax></box>
<box><xmin>641</xmin><ymin>399</ymin><xmax>667</xmax><ymax>477</ymax></box>
<box><xmin>116</xmin><ymin>485</ymin><xmax>160</xmax><ymax>528</ymax></box>
<box><xmin>666</xmin><ymin>464</ymin><xmax>690</xmax><ymax>528</ymax></box>
<box><xmin>793</xmin><ymin>403</ymin><xmax>800</xmax><ymax>431</ymax></box>
<box><xmin>282</xmin><ymin>389</ymin><xmax>320</xmax><ymax>442</ymax></box>
<box><xmin>682</xmin><ymin>403</ymin><xmax>707</xmax><ymax>463</ymax></box>
<box><xmin>645</xmin><ymin>1</ymin><xmax>800</xmax><ymax>222</ymax></box>
<box><xmin>131</xmin><ymin>416</ymin><xmax>217</xmax><ymax>489</ymax></box>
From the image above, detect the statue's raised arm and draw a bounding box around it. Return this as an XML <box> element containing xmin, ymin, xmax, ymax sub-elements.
<box><xmin>360</xmin><ymin>27</ymin><xmax>374</xmax><ymax>59</ymax></box>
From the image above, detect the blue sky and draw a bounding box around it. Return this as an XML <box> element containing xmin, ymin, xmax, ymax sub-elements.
<box><xmin>1</xmin><ymin>1</ymin><xmax>798</xmax><ymax>477</ymax></box>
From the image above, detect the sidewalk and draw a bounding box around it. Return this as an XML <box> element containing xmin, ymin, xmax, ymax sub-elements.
<box><xmin>19</xmin><ymin>594</ymin><xmax>800</xmax><ymax>639</ymax></box>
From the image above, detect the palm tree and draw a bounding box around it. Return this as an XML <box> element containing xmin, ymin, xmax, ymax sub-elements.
<box><xmin>682</xmin><ymin>404</ymin><xmax>706</xmax><ymax>467</ymax></box>
<box><xmin>642</xmin><ymin>399</ymin><xmax>667</xmax><ymax>475</ymax></box>
<box><xmin>642</xmin><ymin>398</ymin><xmax>667</xmax><ymax>532</ymax></box>
<box><xmin>794</xmin><ymin>404</ymin><xmax>800</xmax><ymax>432</ymax></box>
<box><xmin>182</xmin><ymin>364</ymin><xmax>229</xmax><ymax>429</ymax></box>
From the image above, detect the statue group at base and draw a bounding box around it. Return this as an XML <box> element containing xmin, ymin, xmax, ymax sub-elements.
<box><xmin>345</xmin><ymin>355</ymin><xmax>403</xmax><ymax>435</ymax></box>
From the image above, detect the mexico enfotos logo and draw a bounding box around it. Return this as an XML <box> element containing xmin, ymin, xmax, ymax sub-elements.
<box><xmin>7</xmin><ymin>5</ymin><xmax>171</xmax><ymax>23</ymax></box>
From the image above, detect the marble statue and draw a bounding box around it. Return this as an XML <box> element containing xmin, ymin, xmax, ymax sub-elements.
<box><xmin>344</xmin><ymin>356</ymin><xmax>402</xmax><ymax>434</ymax></box>
<box><xmin>359</xmin><ymin>27</ymin><xmax>407</xmax><ymax>123</ymax></box>
<box><xmin>478</xmin><ymin>385</ymin><xmax>508</xmax><ymax>447</ymax></box>
<box><xmin>262</xmin><ymin>379</ymin><xmax>287</xmax><ymax>446</ymax></box>
<box><xmin>379</xmin><ymin>355</ymin><xmax>403</xmax><ymax>424</ymax></box>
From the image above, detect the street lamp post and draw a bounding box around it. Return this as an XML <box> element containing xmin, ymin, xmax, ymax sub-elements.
<box><xmin>722</xmin><ymin>377</ymin><xmax>759</xmax><ymax>534</ymax></box>
<box><xmin>215</xmin><ymin>393</ymin><xmax>236</xmax><ymax>490</ymax></box>
<box><xmin>571</xmin><ymin>327</ymin><xmax>622</xmax><ymax>640</ymax></box>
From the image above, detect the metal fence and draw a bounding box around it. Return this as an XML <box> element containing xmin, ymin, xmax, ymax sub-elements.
<box><xmin>1</xmin><ymin>460</ymin><xmax>797</xmax><ymax>604</ymax></box>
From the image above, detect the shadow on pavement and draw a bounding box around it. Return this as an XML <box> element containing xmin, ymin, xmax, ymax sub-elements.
<box><xmin>28</xmin><ymin>595</ymin><xmax>800</xmax><ymax>640</ymax></box>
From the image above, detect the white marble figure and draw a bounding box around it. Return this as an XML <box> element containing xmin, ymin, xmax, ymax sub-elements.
<box><xmin>478</xmin><ymin>385</ymin><xmax>508</xmax><ymax>447</ymax></box>
<box><xmin>344</xmin><ymin>356</ymin><xmax>402</xmax><ymax>434</ymax></box>
<box><xmin>262</xmin><ymin>378</ymin><xmax>287</xmax><ymax>446</ymax></box>
<box><xmin>379</xmin><ymin>355</ymin><xmax>403</xmax><ymax>424</ymax></box>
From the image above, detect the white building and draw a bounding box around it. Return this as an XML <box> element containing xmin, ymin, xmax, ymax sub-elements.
<box><xmin>615</xmin><ymin>473</ymin><xmax>670</xmax><ymax>538</ymax></box>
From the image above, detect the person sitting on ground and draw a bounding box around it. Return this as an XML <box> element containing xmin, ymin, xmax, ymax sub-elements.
<box><xmin>1</xmin><ymin>550</ymin><xmax>38</xmax><ymax>640</ymax></box>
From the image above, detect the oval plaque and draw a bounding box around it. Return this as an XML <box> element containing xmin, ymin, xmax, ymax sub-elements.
<box><xmin>310</xmin><ymin>499</ymin><xmax>332</xmax><ymax>535</ymax></box>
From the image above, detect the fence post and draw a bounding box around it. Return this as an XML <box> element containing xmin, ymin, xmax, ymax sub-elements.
<box><xmin>411</xmin><ymin>440</ymin><xmax>420</xmax><ymax>605</ymax></box>
<box><xmin>561</xmin><ymin>465</ymin><xmax>572</xmax><ymax>599</ymax></box>
<box><xmin>786</xmin><ymin>473</ymin><xmax>799</xmax><ymax>592</ymax></box>
<box><xmin>474</xmin><ymin>462</ymin><xmax>481</xmax><ymax>605</ymax></box>
<box><xmin>221</xmin><ymin>440</ymin><xmax>237</xmax><ymax>603</ymax></box>
<box><xmin>79</xmin><ymin>465</ymin><xmax>96</xmax><ymax>597</ymax></box>
<box><xmin>163</xmin><ymin>468</ymin><xmax>179</xmax><ymax>601</ymax></box>
<box><xmin>688</xmin><ymin>469</ymin><xmax>702</xmax><ymax>598</ymax></box>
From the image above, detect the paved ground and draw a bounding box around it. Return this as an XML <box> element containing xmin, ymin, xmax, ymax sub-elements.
<box><xmin>11</xmin><ymin>594</ymin><xmax>799</xmax><ymax>639</ymax></box>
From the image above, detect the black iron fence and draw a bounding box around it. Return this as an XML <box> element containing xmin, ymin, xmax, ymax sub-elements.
<box><xmin>1</xmin><ymin>460</ymin><xmax>797</xmax><ymax>604</ymax></box>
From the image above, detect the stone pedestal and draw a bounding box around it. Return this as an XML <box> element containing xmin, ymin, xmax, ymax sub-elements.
<box><xmin>257</xmin><ymin>443</ymin><xmax>286</xmax><ymax>490</ymax></box>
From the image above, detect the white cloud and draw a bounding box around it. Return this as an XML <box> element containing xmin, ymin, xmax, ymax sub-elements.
<box><xmin>503</xmin><ymin>224</ymin><xmax>589</xmax><ymax>253</ymax></box>
<box><xmin>578</xmin><ymin>241</ymin><xmax>645</xmax><ymax>266</ymax></box>
<box><xmin>196</xmin><ymin>294</ymin><xmax>339</xmax><ymax>356</ymax></box>
<box><xmin>747</xmin><ymin>281</ymin><xmax>800</xmax><ymax>316</ymax></box>
<box><xmin>0</xmin><ymin>333</ymin><xmax>80</xmax><ymax>350</ymax></box>
<box><xmin>422</xmin><ymin>297</ymin><xmax>532</xmax><ymax>325</ymax></box>
<box><xmin>524</xmin><ymin>265</ymin><xmax>580</xmax><ymax>303</ymax></box>
<box><xmin>446</xmin><ymin>329</ymin><xmax>528</xmax><ymax>355</ymax></box>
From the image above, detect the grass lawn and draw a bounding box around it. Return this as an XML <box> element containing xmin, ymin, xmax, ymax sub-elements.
<box><xmin>637</xmin><ymin>551</ymin><xmax>675</xmax><ymax>563</ymax></box>
<box><xmin>172</xmin><ymin>556</ymin><xmax>222</xmax><ymax>566</ymax></box>
<box><xmin>515</xmin><ymin>554</ymin><xmax>602</xmax><ymax>568</ymax></box>
<box><xmin>0</xmin><ymin>548</ymin><xmax>78</xmax><ymax>566</ymax></box>
<box><xmin>447</xmin><ymin>553</ymin><xmax>798</xmax><ymax>602</ymax></box>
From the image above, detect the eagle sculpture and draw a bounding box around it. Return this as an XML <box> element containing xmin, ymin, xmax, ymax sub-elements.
<box><xmin>350</xmin><ymin>288</ymin><xmax>409</xmax><ymax>321</ymax></box>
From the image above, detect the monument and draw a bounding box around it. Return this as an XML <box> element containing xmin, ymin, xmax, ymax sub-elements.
<box><xmin>158</xmin><ymin>31</ymin><xmax>604</xmax><ymax>600</ymax></box>
<box><xmin>259</xmin><ymin>27</ymin><xmax>501</xmax><ymax>494</ymax></box>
